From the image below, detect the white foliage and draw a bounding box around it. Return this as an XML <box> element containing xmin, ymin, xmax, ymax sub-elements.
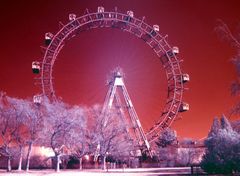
<box><xmin>201</xmin><ymin>116</ymin><xmax>240</xmax><ymax>174</ymax></box>
<box><xmin>89</xmin><ymin>105</ymin><xmax>134</xmax><ymax>158</ymax></box>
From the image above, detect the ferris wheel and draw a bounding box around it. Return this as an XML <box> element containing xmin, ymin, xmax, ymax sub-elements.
<box><xmin>32</xmin><ymin>7</ymin><xmax>189</xmax><ymax>144</ymax></box>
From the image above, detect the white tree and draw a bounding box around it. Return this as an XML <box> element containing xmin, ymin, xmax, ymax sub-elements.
<box><xmin>40</xmin><ymin>98</ymin><xmax>86</xmax><ymax>172</ymax></box>
<box><xmin>201</xmin><ymin>115</ymin><xmax>240</xmax><ymax>174</ymax></box>
<box><xmin>216</xmin><ymin>20</ymin><xmax>240</xmax><ymax>115</ymax></box>
<box><xmin>23</xmin><ymin>99</ymin><xmax>44</xmax><ymax>171</ymax></box>
<box><xmin>208</xmin><ymin>117</ymin><xmax>221</xmax><ymax>137</ymax></box>
<box><xmin>231</xmin><ymin>120</ymin><xmax>240</xmax><ymax>133</ymax></box>
<box><xmin>176</xmin><ymin>146</ymin><xmax>204</xmax><ymax>167</ymax></box>
<box><xmin>176</xmin><ymin>148</ymin><xmax>194</xmax><ymax>166</ymax></box>
<box><xmin>89</xmin><ymin>105</ymin><xmax>133</xmax><ymax>170</ymax></box>
<box><xmin>0</xmin><ymin>92</ymin><xmax>27</xmax><ymax>171</ymax></box>
<box><xmin>156</xmin><ymin>127</ymin><xmax>177</xmax><ymax>148</ymax></box>
<box><xmin>155</xmin><ymin>128</ymin><xmax>177</xmax><ymax>167</ymax></box>
<box><xmin>8</xmin><ymin>97</ymin><xmax>29</xmax><ymax>171</ymax></box>
<box><xmin>0</xmin><ymin>92</ymin><xmax>16</xmax><ymax>171</ymax></box>
<box><xmin>64</xmin><ymin>105</ymin><xmax>87</xmax><ymax>170</ymax></box>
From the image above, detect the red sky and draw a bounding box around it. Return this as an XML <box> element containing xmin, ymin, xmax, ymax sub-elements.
<box><xmin>0</xmin><ymin>0</ymin><xmax>240</xmax><ymax>139</ymax></box>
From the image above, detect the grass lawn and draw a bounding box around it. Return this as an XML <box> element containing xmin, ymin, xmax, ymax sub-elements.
<box><xmin>0</xmin><ymin>167</ymin><xmax>201</xmax><ymax>176</ymax></box>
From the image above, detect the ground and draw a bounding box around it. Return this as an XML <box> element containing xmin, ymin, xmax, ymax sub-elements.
<box><xmin>0</xmin><ymin>167</ymin><xmax>203</xmax><ymax>176</ymax></box>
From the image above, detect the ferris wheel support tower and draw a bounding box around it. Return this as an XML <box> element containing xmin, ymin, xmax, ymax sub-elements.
<box><xmin>101</xmin><ymin>68</ymin><xmax>151</xmax><ymax>156</ymax></box>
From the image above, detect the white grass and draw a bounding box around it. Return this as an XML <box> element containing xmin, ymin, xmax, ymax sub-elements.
<box><xmin>0</xmin><ymin>167</ymin><xmax>192</xmax><ymax>176</ymax></box>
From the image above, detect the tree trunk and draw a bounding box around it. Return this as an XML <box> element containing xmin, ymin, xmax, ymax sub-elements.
<box><xmin>25</xmin><ymin>142</ymin><xmax>33</xmax><ymax>171</ymax></box>
<box><xmin>103</xmin><ymin>155</ymin><xmax>107</xmax><ymax>170</ymax></box>
<box><xmin>18</xmin><ymin>146</ymin><xmax>23</xmax><ymax>171</ymax></box>
<box><xmin>79</xmin><ymin>157</ymin><xmax>83</xmax><ymax>170</ymax></box>
<box><xmin>55</xmin><ymin>155</ymin><xmax>60</xmax><ymax>172</ymax></box>
<box><xmin>7</xmin><ymin>156</ymin><xmax>11</xmax><ymax>172</ymax></box>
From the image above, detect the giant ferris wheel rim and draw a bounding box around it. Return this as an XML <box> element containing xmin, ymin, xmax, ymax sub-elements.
<box><xmin>37</xmin><ymin>7</ymin><xmax>186</xmax><ymax>143</ymax></box>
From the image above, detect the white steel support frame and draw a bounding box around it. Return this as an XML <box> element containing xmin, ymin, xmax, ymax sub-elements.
<box><xmin>115</xmin><ymin>91</ymin><xmax>132</xmax><ymax>136</ymax></box>
<box><xmin>34</xmin><ymin>7</ymin><xmax>189</xmax><ymax>146</ymax></box>
<box><xmin>101</xmin><ymin>69</ymin><xmax>151</xmax><ymax>155</ymax></box>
